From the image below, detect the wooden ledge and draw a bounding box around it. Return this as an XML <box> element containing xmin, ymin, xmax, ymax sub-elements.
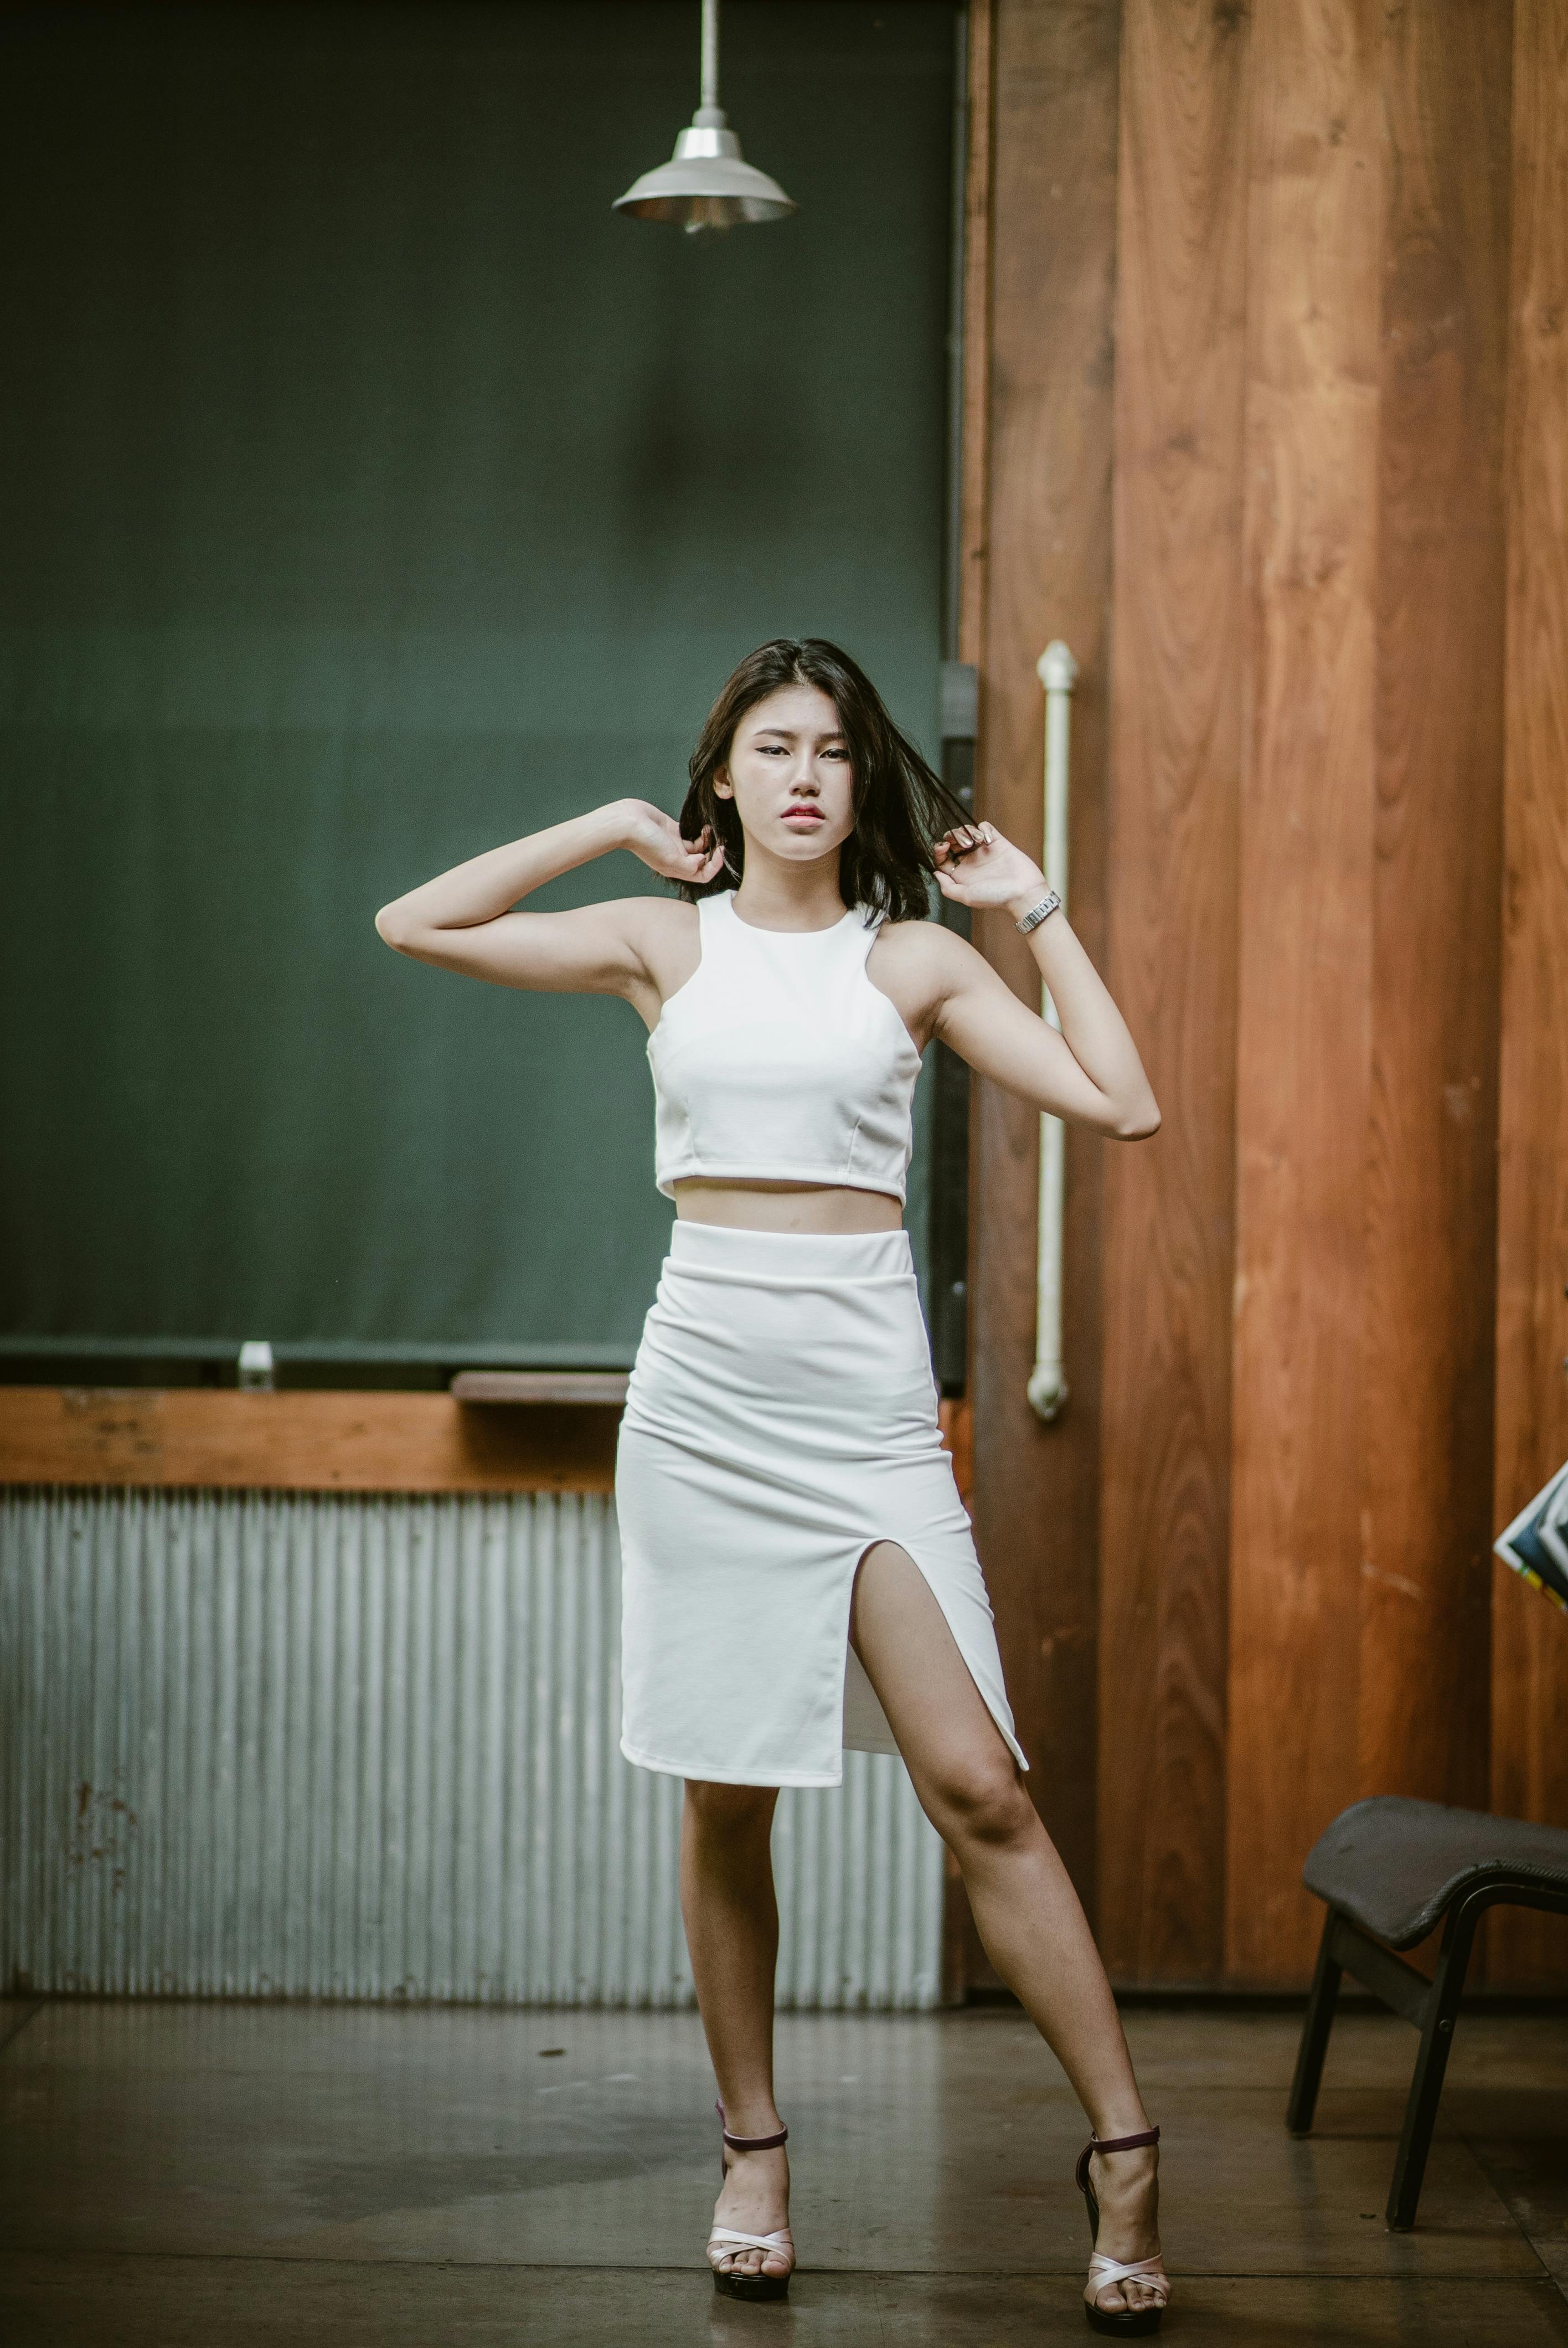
<box><xmin>0</xmin><ymin>1387</ymin><xmax>972</xmax><ymax>1503</ymax></box>
<box><xmin>0</xmin><ymin>1387</ymin><xmax>618</xmax><ymax>1494</ymax></box>
<box><xmin>449</xmin><ymin>1370</ymin><xmax>630</xmax><ymax>1405</ymax></box>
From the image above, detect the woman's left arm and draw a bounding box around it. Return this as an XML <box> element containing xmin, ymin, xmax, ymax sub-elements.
<box><xmin>925</xmin><ymin>825</ymin><xmax>1160</xmax><ymax>1141</ymax></box>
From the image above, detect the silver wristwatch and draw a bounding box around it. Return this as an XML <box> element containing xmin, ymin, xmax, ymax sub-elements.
<box><xmin>1014</xmin><ymin>890</ymin><xmax>1061</xmax><ymax>935</ymax></box>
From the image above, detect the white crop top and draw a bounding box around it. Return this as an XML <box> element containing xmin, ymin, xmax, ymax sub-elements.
<box><xmin>648</xmin><ymin>892</ymin><xmax>923</xmax><ymax>1202</ymax></box>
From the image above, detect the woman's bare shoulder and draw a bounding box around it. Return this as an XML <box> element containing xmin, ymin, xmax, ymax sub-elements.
<box><xmin>869</xmin><ymin>915</ymin><xmax>978</xmax><ymax>980</ymax></box>
<box><xmin>615</xmin><ymin>893</ymin><xmax>699</xmax><ymax>942</ymax></box>
<box><xmin>617</xmin><ymin>893</ymin><xmax>702</xmax><ymax>995</ymax></box>
<box><xmin>864</xmin><ymin>914</ymin><xmax>981</xmax><ymax>1044</ymax></box>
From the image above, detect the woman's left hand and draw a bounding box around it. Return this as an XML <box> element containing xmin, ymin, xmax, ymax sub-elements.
<box><xmin>931</xmin><ymin>823</ymin><xmax>1048</xmax><ymax>917</ymax></box>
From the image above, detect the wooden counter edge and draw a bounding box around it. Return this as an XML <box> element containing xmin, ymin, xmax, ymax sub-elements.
<box><xmin>0</xmin><ymin>1387</ymin><xmax>619</xmax><ymax>1494</ymax></box>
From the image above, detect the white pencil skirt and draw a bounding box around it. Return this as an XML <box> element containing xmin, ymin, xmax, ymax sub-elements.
<box><xmin>616</xmin><ymin>1221</ymin><xmax>1025</xmax><ymax>1789</ymax></box>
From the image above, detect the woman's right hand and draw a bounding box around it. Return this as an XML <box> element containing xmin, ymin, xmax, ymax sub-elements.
<box><xmin>616</xmin><ymin>799</ymin><xmax>727</xmax><ymax>887</ymax></box>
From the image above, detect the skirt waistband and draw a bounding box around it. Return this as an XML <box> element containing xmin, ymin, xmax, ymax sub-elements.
<box><xmin>666</xmin><ymin>1219</ymin><xmax>912</xmax><ymax>1283</ymax></box>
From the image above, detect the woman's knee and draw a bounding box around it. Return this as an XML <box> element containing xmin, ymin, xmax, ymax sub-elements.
<box><xmin>926</xmin><ymin>1757</ymin><xmax>1036</xmax><ymax>1855</ymax></box>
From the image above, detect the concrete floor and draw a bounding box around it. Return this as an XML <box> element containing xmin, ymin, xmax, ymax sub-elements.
<box><xmin>2</xmin><ymin>1996</ymin><xmax>1566</xmax><ymax>2346</ymax></box>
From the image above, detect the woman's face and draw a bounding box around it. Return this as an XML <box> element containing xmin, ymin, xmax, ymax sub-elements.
<box><xmin>715</xmin><ymin>683</ymin><xmax>855</xmax><ymax>868</ymax></box>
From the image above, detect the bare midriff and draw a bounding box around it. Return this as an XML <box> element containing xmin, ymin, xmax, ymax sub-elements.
<box><xmin>672</xmin><ymin>1179</ymin><xmax>903</xmax><ymax>1235</ymax></box>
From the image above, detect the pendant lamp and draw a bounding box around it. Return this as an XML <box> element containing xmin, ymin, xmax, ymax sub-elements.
<box><xmin>613</xmin><ymin>0</ymin><xmax>796</xmax><ymax>233</ymax></box>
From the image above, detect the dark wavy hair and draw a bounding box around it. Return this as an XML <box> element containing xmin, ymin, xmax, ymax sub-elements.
<box><xmin>676</xmin><ymin>639</ymin><xmax>969</xmax><ymax>925</ymax></box>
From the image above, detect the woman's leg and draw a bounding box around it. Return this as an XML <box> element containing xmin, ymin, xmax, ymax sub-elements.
<box><xmin>680</xmin><ymin>1779</ymin><xmax>793</xmax><ymax>2280</ymax></box>
<box><xmin>851</xmin><ymin>1543</ymin><xmax>1162</xmax><ymax>2318</ymax></box>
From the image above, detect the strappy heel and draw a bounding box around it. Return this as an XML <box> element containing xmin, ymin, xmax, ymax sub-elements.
<box><xmin>706</xmin><ymin>2100</ymin><xmax>794</xmax><ymax>2302</ymax></box>
<box><xmin>1075</xmin><ymin>2125</ymin><xmax>1169</xmax><ymax>2336</ymax></box>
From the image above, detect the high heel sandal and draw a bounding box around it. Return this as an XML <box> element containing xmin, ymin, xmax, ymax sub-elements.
<box><xmin>1075</xmin><ymin>2125</ymin><xmax>1170</xmax><ymax>2336</ymax></box>
<box><xmin>706</xmin><ymin>2101</ymin><xmax>794</xmax><ymax>2302</ymax></box>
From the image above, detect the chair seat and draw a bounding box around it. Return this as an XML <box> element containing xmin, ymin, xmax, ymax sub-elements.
<box><xmin>1303</xmin><ymin>1796</ymin><xmax>1568</xmax><ymax>1950</ymax></box>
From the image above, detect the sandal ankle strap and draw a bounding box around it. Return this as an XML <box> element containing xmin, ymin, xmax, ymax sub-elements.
<box><xmin>1087</xmin><ymin>2126</ymin><xmax>1159</xmax><ymax>2155</ymax></box>
<box><xmin>1075</xmin><ymin>2124</ymin><xmax>1159</xmax><ymax>2196</ymax></box>
<box><xmin>716</xmin><ymin>2098</ymin><xmax>788</xmax><ymax>2153</ymax></box>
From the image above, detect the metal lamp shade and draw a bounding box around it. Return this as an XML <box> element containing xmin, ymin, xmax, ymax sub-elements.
<box><xmin>614</xmin><ymin>120</ymin><xmax>796</xmax><ymax>232</ymax></box>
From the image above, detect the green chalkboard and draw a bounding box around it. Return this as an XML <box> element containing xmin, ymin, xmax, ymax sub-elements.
<box><xmin>0</xmin><ymin>1</ymin><xmax>955</xmax><ymax>1369</ymax></box>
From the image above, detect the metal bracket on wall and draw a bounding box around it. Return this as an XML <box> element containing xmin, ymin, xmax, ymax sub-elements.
<box><xmin>1027</xmin><ymin>641</ymin><xmax>1077</xmax><ymax>1423</ymax></box>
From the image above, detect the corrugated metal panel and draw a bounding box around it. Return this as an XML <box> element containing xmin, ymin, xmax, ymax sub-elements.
<box><xmin>0</xmin><ymin>1489</ymin><xmax>943</xmax><ymax>2007</ymax></box>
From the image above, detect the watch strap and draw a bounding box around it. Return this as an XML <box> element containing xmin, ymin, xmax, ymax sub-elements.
<box><xmin>1015</xmin><ymin>890</ymin><xmax>1062</xmax><ymax>935</ymax></box>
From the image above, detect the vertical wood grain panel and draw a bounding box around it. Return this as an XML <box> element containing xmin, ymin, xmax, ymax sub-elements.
<box><xmin>1098</xmin><ymin>0</ymin><xmax>1246</xmax><ymax>1984</ymax></box>
<box><xmin>1227</xmin><ymin>0</ymin><xmax>1382</xmax><ymax>1986</ymax></box>
<box><xmin>943</xmin><ymin>0</ymin><xmax>994</xmax><ymax>2004</ymax></box>
<box><xmin>958</xmin><ymin>0</ymin><xmax>993</xmax><ymax>672</ymax></box>
<box><xmin>968</xmin><ymin>0</ymin><xmax>1546</xmax><ymax>1992</ymax></box>
<box><xmin>1359</xmin><ymin>1</ymin><xmax>1512</xmax><ymax>1810</ymax></box>
<box><xmin>970</xmin><ymin>0</ymin><xmax>1120</xmax><ymax>1914</ymax></box>
<box><xmin>1490</xmin><ymin>0</ymin><xmax>1568</xmax><ymax>1982</ymax></box>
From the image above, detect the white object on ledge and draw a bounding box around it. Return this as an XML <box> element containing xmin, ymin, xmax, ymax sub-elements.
<box><xmin>1027</xmin><ymin>641</ymin><xmax>1077</xmax><ymax>1422</ymax></box>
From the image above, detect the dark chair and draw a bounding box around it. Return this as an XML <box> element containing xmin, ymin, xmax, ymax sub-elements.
<box><xmin>1287</xmin><ymin>1795</ymin><xmax>1568</xmax><ymax>2229</ymax></box>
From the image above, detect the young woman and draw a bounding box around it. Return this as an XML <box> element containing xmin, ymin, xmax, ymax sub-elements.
<box><xmin>376</xmin><ymin>639</ymin><xmax>1169</xmax><ymax>2335</ymax></box>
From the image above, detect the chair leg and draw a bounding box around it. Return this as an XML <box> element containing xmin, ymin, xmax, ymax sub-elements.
<box><xmin>1385</xmin><ymin>1902</ymin><xmax>1476</xmax><ymax>2231</ymax></box>
<box><xmin>1287</xmin><ymin>1910</ymin><xmax>1343</xmax><ymax>2136</ymax></box>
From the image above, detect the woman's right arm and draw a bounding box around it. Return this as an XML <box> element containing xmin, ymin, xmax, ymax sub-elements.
<box><xmin>374</xmin><ymin>798</ymin><xmax>723</xmax><ymax>1006</ymax></box>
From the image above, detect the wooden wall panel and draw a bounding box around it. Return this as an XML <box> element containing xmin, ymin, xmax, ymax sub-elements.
<box><xmin>1226</xmin><ymin>0</ymin><xmax>1383</xmax><ymax>1986</ymax></box>
<box><xmin>1490</xmin><ymin>0</ymin><xmax>1568</xmax><ymax>1983</ymax></box>
<box><xmin>969</xmin><ymin>0</ymin><xmax>1121</xmax><ymax>1910</ymax></box>
<box><xmin>1359</xmin><ymin>2</ymin><xmax>1511</xmax><ymax>1811</ymax></box>
<box><xmin>958</xmin><ymin>0</ymin><xmax>993</xmax><ymax>672</ymax></box>
<box><xmin>974</xmin><ymin>0</ymin><xmax>1540</xmax><ymax>1989</ymax></box>
<box><xmin>1098</xmin><ymin>0</ymin><xmax>1246</xmax><ymax>1985</ymax></box>
<box><xmin>943</xmin><ymin>0</ymin><xmax>994</xmax><ymax>2005</ymax></box>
